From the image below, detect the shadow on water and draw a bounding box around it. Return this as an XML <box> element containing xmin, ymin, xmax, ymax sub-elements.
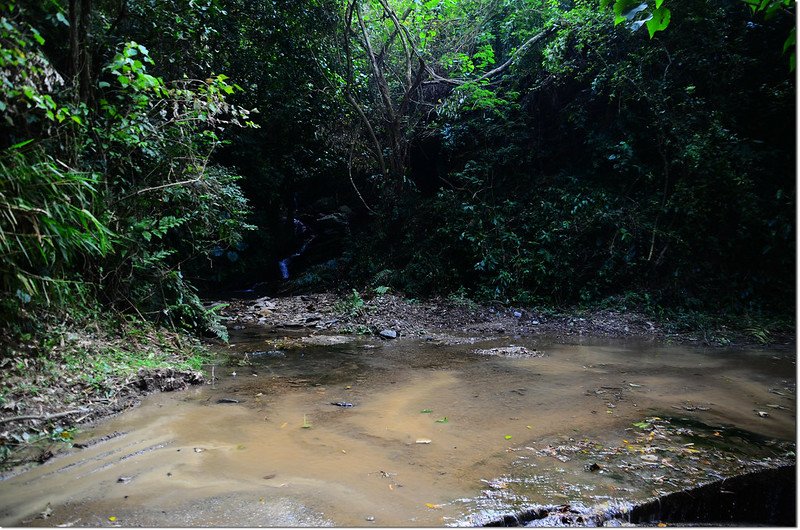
<box><xmin>486</xmin><ymin>465</ymin><xmax>796</xmax><ymax>527</ymax></box>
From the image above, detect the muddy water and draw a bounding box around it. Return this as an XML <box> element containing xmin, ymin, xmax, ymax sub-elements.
<box><xmin>0</xmin><ymin>331</ymin><xmax>795</xmax><ymax>527</ymax></box>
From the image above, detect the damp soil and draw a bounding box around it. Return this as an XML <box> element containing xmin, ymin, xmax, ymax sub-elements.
<box><xmin>0</xmin><ymin>327</ymin><xmax>795</xmax><ymax>527</ymax></box>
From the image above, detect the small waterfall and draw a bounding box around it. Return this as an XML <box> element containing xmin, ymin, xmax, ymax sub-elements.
<box><xmin>278</xmin><ymin>259</ymin><xmax>290</xmax><ymax>279</ymax></box>
<box><xmin>277</xmin><ymin>218</ymin><xmax>314</xmax><ymax>280</ymax></box>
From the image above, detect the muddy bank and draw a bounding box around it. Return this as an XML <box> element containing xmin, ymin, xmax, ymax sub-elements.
<box><xmin>0</xmin><ymin>320</ymin><xmax>206</xmax><ymax>472</ymax></box>
<box><xmin>218</xmin><ymin>292</ymin><xmax>792</xmax><ymax>348</ymax></box>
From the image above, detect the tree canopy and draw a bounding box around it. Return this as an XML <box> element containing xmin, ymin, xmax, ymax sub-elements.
<box><xmin>1</xmin><ymin>0</ymin><xmax>795</xmax><ymax>335</ymax></box>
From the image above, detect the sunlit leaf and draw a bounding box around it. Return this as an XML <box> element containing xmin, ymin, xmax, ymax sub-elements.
<box><xmin>646</xmin><ymin>6</ymin><xmax>671</xmax><ymax>38</ymax></box>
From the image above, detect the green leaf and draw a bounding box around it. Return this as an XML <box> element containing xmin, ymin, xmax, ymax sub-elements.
<box><xmin>435</xmin><ymin>417</ymin><xmax>449</xmax><ymax>423</ymax></box>
<box><xmin>655</xmin><ymin>0</ymin><xmax>664</xmax><ymax>7</ymax></box>
<box><xmin>55</xmin><ymin>11</ymin><xmax>69</xmax><ymax>26</ymax></box>
<box><xmin>31</xmin><ymin>28</ymin><xmax>44</xmax><ymax>45</ymax></box>
<box><xmin>504</xmin><ymin>434</ymin><xmax>512</xmax><ymax>440</ymax></box>
<box><xmin>646</xmin><ymin>6</ymin><xmax>671</xmax><ymax>38</ymax></box>
<box><xmin>783</xmin><ymin>28</ymin><xmax>795</xmax><ymax>54</ymax></box>
<box><xmin>9</xmin><ymin>138</ymin><xmax>34</xmax><ymax>150</ymax></box>
<box><xmin>420</xmin><ymin>409</ymin><xmax>433</xmax><ymax>413</ymax></box>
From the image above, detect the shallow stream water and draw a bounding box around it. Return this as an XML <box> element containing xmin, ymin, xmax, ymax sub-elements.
<box><xmin>0</xmin><ymin>329</ymin><xmax>795</xmax><ymax>526</ymax></box>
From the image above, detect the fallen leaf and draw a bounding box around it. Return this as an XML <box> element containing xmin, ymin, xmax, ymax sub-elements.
<box><xmin>435</xmin><ymin>417</ymin><xmax>449</xmax><ymax>424</ymax></box>
<box><xmin>504</xmin><ymin>435</ymin><xmax>512</xmax><ymax>440</ymax></box>
<box><xmin>657</xmin><ymin>523</ymin><xmax>667</xmax><ymax>527</ymax></box>
<box><xmin>425</xmin><ymin>503</ymin><xmax>441</xmax><ymax>510</ymax></box>
<box><xmin>280</xmin><ymin>422</ymin><xmax>288</xmax><ymax>429</ymax></box>
<box><xmin>420</xmin><ymin>409</ymin><xmax>433</xmax><ymax>414</ymax></box>
<box><xmin>108</xmin><ymin>516</ymin><xmax>117</xmax><ymax>522</ymax></box>
<box><xmin>526</xmin><ymin>425</ymin><xmax>532</xmax><ymax>429</ymax></box>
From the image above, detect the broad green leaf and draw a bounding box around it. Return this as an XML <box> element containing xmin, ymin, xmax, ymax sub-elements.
<box><xmin>646</xmin><ymin>6</ymin><xmax>671</xmax><ymax>38</ymax></box>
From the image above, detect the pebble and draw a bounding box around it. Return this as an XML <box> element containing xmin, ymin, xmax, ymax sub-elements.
<box><xmin>365</xmin><ymin>516</ymin><xmax>375</xmax><ymax>522</ymax></box>
<box><xmin>379</xmin><ymin>329</ymin><xmax>398</xmax><ymax>339</ymax></box>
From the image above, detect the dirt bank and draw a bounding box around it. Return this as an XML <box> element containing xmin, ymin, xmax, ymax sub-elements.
<box><xmin>0</xmin><ymin>318</ymin><xmax>206</xmax><ymax>473</ymax></box>
<box><xmin>218</xmin><ymin>291</ymin><xmax>791</xmax><ymax>348</ymax></box>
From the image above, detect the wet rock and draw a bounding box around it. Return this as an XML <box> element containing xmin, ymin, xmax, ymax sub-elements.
<box><xmin>217</xmin><ymin>398</ymin><xmax>240</xmax><ymax>404</ymax></box>
<box><xmin>249</xmin><ymin>350</ymin><xmax>286</xmax><ymax>358</ymax></box>
<box><xmin>415</xmin><ymin>438</ymin><xmax>432</xmax><ymax>444</ymax></box>
<box><xmin>330</xmin><ymin>402</ymin><xmax>354</xmax><ymax>407</ymax></box>
<box><xmin>365</xmin><ymin>516</ymin><xmax>375</xmax><ymax>522</ymax></box>
<box><xmin>299</xmin><ymin>335</ymin><xmax>354</xmax><ymax>346</ymax></box>
<box><xmin>474</xmin><ymin>346</ymin><xmax>543</xmax><ymax>358</ymax></box>
<box><xmin>379</xmin><ymin>329</ymin><xmax>398</xmax><ymax>339</ymax></box>
<box><xmin>133</xmin><ymin>368</ymin><xmax>204</xmax><ymax>392</ymax></box>
<box><xmin>117</xmin><ymin>476</ymin><xmax>133</xmax><ymax>484</ymax></box>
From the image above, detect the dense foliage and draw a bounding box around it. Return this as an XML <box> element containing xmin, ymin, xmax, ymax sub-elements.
<box><xmin>1</xmin><ymin>1</ymin><xmax>254</xmax><ymax>338</ymax></box>
<box><xmin>1</xmin><ymin>0</ymin><xmax>795</xmax><ymax>337</ymax></box>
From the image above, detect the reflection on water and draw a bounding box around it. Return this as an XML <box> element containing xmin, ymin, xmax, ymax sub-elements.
<box><xmin>0</xmin><ymin>329</ymin><xmax>795</xmax><ymax>526</ymax></box>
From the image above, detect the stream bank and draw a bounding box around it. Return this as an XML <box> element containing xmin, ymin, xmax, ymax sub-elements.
<box><xmin>219</xmin><ymin>291</ymin><xmax>793</xmax><ymax>348</ymax></box>
<box><xmin>0</xmin><ymin>316</ymin><xmax>208</xmax><ymax>472</ymax></box>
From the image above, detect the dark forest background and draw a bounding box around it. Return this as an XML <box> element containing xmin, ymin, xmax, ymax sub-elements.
<box><xmin>1</xmin><ymin>0</ymin><xmax>795</xmax><ymax>338</ymax></box>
